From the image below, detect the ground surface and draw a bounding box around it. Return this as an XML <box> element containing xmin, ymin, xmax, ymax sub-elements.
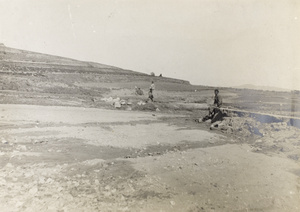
<box><xmin>1</xmin><ymin>45</ymin><xmax>300</xmax><ymax>211</ymax></box>
<box><xmin>0</xmin><ymin>104</ymin><xmax>300</xmax><ymax>212</ymax></box>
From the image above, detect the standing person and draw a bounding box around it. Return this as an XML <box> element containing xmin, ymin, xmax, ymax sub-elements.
<box><xmin>213</xmin><ymin>89</ymin><xmax>222</xmax><ymax>108</ymax></box>
<box><xmin>147</xmin><ymin>81</ymin><xmax>155</xmax><ymax>102</ymax></box>
<box><xmin>202</xmin><ymin>89</ymin><xmax>223</xmax><ymax>122</ymax></box>
<box><xmin>148</xmin><ymin>88</ymin><xmax>154</xmax><ymax>102</ymax></box>
<box><xmin>150</xmin><ymin>81</ymin><xmax>155</xmax><ymax>91</ymax></box>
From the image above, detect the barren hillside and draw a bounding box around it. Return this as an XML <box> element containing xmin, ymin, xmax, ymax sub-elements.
<box><xmin>0</xmin><ymin>45</ymin><xmax>197</xmax><ymax>107</ymax></box>
<box><xmin>0</xmin><ymin>44</ymin><xmax>300</xmax><ymax>120</ymax></box>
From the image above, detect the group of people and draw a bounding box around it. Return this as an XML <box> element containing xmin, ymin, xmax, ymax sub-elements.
<box><xmin>135</xmin><ymin>81</ymin><xmax>155</xmax><ymax>102</ymax></box>
<box><xmin>136</xmin><ymin>81</ymin><xmax>224</xmax><ymax>126</ymax></box>
<box><xmin>202</xmin><ymin>89</ymin><xmax>224</xmax><ymax>123</ymax></box>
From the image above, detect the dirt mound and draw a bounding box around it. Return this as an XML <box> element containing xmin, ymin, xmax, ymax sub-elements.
<box><xmin>208</xmin><ymin>112</ymin><xmax>300</xmax><ymax>164</ymax></box>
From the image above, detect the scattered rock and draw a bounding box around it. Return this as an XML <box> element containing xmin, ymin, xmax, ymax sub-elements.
<box><xmin>0</xmin><ymin>178</ymin><xmax>7</xmax><ymax>185</ymax></box>
<box><xmin>29</xmin><ymin>187</ymin><xmax>38</xmax><ymax>195</ymax></box>
<box><xmin>125</xmin><ymin>106</ymin><xmax>132</xmax><ymax>111</ymax></box>
<box><xmin>6</xmin><ymin>163</ymin><xmax>13</xmax><ymax>168</ymax></box>
<box><xmin>16</xmin><ymin>145</ymin><xmax>27</xmax><ymax>151</ymax></box>
<box><xmin>114</xmin><ymin>101</ymin><xmax>121</xmax><ymax>108</ymax></box>
<box><xmin>137</xmin><ymin>101</ymin><xmax>146</xmax><ymax>106</ymax></box>
<box><xmin>39</xmin><ymin>177</ymin><xmax>46</xmax><ymax>184</ymax></box>
<box><xmin>15</xmin><ymin>201</ymin><xmax>24</xmax><ymax>208</ymax></box>
<box><xmin>1</xmin><ymin>139</ymin><xmax>8</xmax><ymax>144</ymax></box>
<box><xmin>120</xmin><ymin>99</ymin><xmax>126</xmax><ymax>105</ymax></box>
<box><xmin>57</xmin><ymin>187</ymin><xmax>64</xmax><ymax>192</ymax></box>
<box><xmin>46</xmin><ymin>178</ymin><xmax>54</xmax><ymax>184</ymax></box>
<box><xmin>252</xmin><ymin>147</ymin><xmax>262</xmax><ymax>152</ymax></box>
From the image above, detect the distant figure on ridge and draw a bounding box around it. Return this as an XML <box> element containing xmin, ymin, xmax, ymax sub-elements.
<box><xmin>150</xmin><ymin>81</ymin><xmax>155</xmax><ymax>91</ymax></box>
<box><xmin>147</xmin><ymin>81</ymin><xmax>155</xmax><ymax>102</ymax></box>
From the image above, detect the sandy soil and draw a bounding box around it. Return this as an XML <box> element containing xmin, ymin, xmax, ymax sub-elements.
<box><xmin>0</xmin><ymin>104</ymin><xmax>299</xmax><ymax>212</ymax></box>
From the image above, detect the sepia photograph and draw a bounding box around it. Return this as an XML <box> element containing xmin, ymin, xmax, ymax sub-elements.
<box><xmin>0</xmin><ymin>0</ymin><xmax>299</xmax><ymax>211</ymax></box>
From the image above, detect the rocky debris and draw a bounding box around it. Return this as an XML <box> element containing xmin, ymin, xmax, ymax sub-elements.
<box><xmin>137</xmin><ymin>101</ymin><xmax>146</xmax><ymax>106</ymax></box>
<box><xmin>80</xmin><ymin>159</ymin><xmax>105</xmax><ymax>166</ymax></box>
<box><xmin>101</xmin><ymin>97</ymin><xmax>120</xmax><ymax>104</ymax></box>
<box><xmin>210</xmin><ymin>117</ymin><xmax>233</xmax><ymax>132</ymax></box>
<box><xmin>16</xmin><ymin>145</ymin><xmax>27</xmax><ymax>151</ymax></box>
<box><xmin>134</xmin><ymin>102</ymin><xmax>157</xmax><ymax>111</ymax></box>
<box><xmin>229</xmin><ymin>116</ymin><xmax>263</xmax><ymax>136</ymax></box>
<box><xmin>101</xmin><ymin>97</ymin><xmax>113</xmax><ymax>102</ymax></box>
<box><xmin>101</xmin><ymin>97</ymin><xmax>133</xmax><ymax>109</ymax></box>
<box><xmin>120</xmin><ymin>99</ymin><xmax>126</xmax><ymax>105</ymax></box>
<box><xmin>208</xmin><ymin>114</ymin><xmax>300</xmax><ymax>140</ymax></box>
<box><xmin>208</xmin><ymin>114</ymin><xmax>265</xmax><ymax>136</ymax></box>
<box><xmin>125</xmin><ymin>106</ymin><xmax>132</xmax><ymax>111</ymax></box>
<box><xmin>206</xmin><ymin>113</ymin><xmax>300</xmax><ymax>161</ymax></box>
<box><xmin>0</xmin><ymin>156</ymin><xmax>174</xmax><ymax>212</ymax></box>
<box><xmin>1</xmin><ymin>139</ymin><xmax>8</xmax><ymax>144</ymax></box>
<box><xmin>114</xmin><ymin>101</ymin><xmax>121</xmax><ymax>108</ymax></box>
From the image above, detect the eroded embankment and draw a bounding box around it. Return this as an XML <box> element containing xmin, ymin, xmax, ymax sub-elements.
<box><xmin>210</xmin><ymin>109</ymin><xmax>300</xmax><ymax>164</ymax></box>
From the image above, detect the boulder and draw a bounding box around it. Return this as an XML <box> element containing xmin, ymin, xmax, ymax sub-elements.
<box><xmin>114</xmin><ymin>101</ymin><xmax>121</xmax><ymax>108</ymax></box>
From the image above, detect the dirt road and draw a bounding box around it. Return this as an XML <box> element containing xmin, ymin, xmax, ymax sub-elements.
<box><xmin>0</xmin><ymin>104</ymin><xmax>299</xmax><ymax>211</ymax></box>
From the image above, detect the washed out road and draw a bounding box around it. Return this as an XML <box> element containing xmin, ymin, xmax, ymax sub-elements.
<box><xmin>0</xmin><ymin>104</ymin><xmax>299</xmax><ymax>212</ymax></box>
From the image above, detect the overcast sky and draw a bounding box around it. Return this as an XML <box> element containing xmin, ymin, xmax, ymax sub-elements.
<box><xmin>0</xmin><ymin>0</ymin><xmax>299</xmax><ymax>90</ymax></box>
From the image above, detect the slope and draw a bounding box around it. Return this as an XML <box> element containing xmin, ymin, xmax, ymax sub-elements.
<box><xmin>0</xmin><ymin>44</ymin><xmax>193</xmax><ymax>108</ymax></box>
<box><xmin>0</xmin><ymin>44</ymin><xmax>144</xmax><ymax>75</ymax></box>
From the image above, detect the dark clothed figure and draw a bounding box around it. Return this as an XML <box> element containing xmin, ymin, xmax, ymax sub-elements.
<box><xmin>148</xmin><ymin>88</ymin><xmax>154</xmax><ymax>102</ymax></box>
<box><xmin>147</xmin><ymin>81</ymin><xmax>155</xmax><ymax>102</ymax></box>
<box><xmin>213</xmin><ymin>91</ymin><xmax>222</xmax><ymax>107</ymax></box>
<box><xmin>202</xmin><ymin>89</ymin><xmax>224</xmax><ymax>123</ymax></box>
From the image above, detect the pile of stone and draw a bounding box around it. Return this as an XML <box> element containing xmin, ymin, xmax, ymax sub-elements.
<box><xmin>210</xmin><ymin>114</ymin><xmax>300</xmax><ymax>141</ymax></box>
<box><xmin>101</xmin><ymin>97</ymin><xmax>132</xmax><ymax>109</ymax></box>
<box><xmin>137</xmin><ymin>101</ymin><xmax>146</xmax><ymax>106</ymax></box>
<box><xmin>101</xmin><ymin>97</ymin><xmax>160</xmax><ymax>112</ymax></box>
